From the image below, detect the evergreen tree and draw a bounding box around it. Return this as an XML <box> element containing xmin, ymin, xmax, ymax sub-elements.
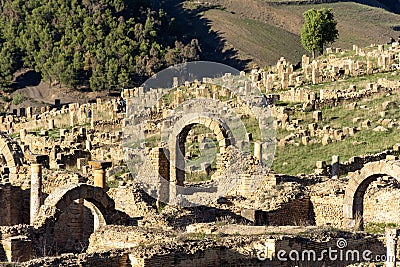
<box><xmin>0</xmin><ymin>0</ymin><xmax>200</xmax><ymax>90</ymax></box>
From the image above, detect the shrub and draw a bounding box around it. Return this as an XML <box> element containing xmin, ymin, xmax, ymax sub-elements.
<box><xmin>11</xmin><ymin>93</ymin><xmax>26</xmax><ymax>105</ymax></box>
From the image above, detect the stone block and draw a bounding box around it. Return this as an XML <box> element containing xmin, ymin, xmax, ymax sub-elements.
<box><xmin>240</xmin><ymin>209</ymin><xmax>267</xmax><ymax>226</ymax></box>
<box><xmin>2</xmin><ymin>235</ymin><xmax>33</xmax><ymax>262</ymax></box>
<box><xmin>313</xmin><ymin>111</ymin><xmax>322</xmax><ymax>122</ymax></box>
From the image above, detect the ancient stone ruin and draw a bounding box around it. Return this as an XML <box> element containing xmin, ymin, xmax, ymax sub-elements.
<box><xmin>0</xmin><ymin>42</ymin><xmax>399</xmax><ymax>266</ymax></box>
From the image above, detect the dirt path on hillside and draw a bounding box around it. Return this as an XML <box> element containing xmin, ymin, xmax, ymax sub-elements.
<box><xmin>8</xmin><ymin>81</ymin><xmax>112</xmax><ymax>110</ymax></box>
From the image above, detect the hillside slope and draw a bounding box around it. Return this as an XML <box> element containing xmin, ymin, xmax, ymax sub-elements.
<box><xmin>168</xmin><ymin>0</ymin><xmax>400</xmax><ymax>68</ymax></box>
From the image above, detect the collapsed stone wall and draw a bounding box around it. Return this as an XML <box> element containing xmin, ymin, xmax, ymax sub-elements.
<box><xmin>314</xmin><ymin>148</ymin><xmax>400</xmax><ymax>177</ymax></box>
<box><xmin>41</xmin><ymin>170</ymin><xmax>87</xmax><ymax>195</ymax></box>
<box><xmin>126</xmin><ymin>234</ymin><xmax>386</xmax><ymax>267</ymax></box>
<box><xmin>0</xmin><ymin>224</ymin><xmax>392</xmax><ymax>266</ymax></box>
<box><xmin>338</xmin><ymin>149</ymin><xmax>399</xmax><ymax>176</ymax></box>
<box><xmin>106</xmin><ymin>185</ymin><xmax>156</xmax><ymax>219</ymax></box>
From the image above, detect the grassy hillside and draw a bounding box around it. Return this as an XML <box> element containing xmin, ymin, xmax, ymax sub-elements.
<box><xmin>281</xmin><ymin>3</ymin><xmax>400</xmax><ymax>47</ymax></box>
<box><xmin>175</xmin><ymin>0</ymin><xmax>400</xmax><ymax>68</ymax></box>
<box><xmin>204</xmin><ymin>9</ymin><xmax>307</xmax><ymax>68</ymax></box>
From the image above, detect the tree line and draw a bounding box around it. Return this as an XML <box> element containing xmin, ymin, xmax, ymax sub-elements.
<box><xmin>0</xmin><ymin>0</ymin><xmax>200</xmax><ymax>90</ymax></box>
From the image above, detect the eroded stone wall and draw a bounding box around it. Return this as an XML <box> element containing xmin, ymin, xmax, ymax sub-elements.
<box><xmin>310</xmin><ymin>194</ymin><xmax>344</xmax><ymax>228</ymax></box>
<box><xmin>364</xmin><ymin>181</ymin><xmax>400</xmax><ymax>225</ymax></box>
<box><xmin>0</xmin><ymin>184</ymin><xmax>29</xmax><ymax>225</ymax></box>
<box><xmin>53</xmin><ymin>200</ymin><xmax>96</xmax><ymax>253</ymax></box>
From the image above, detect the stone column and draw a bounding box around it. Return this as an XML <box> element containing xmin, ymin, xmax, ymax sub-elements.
<box><xmin>85</xmin><ymin>140</ymin><xmax>92</xmax><ymax>151</ymax></box>
<box><xmin>312</xmin><ymin>68</ymin><xmax>320</xmax><ymax>85</ymax></box>
<box><xmin>79</xmin><ymin>127</ymin><xmax>86</xmax><ymax>138</ymax></box>
<box><xmin>20</xmin><ymin>129</ymin><xmax>26</xmax><ymax>142</ymax></box>
<box><xmin>26</xmin><ymin>107</ymin><xmax>32</xmax><ymax>119</ymax></box>
<box><xmin>313</xmin><ymin>110</ymin><xmax>322</xmax><ymax>122</ymax></box>
<box><xmin>50</xmin><ymin>147</ymin><xmax>57</xmax><ymax>161</ymax></box>
<box><xmin>173</xmin><ymin>77</ymin><xmax>179</xmax><ymax>87</ymax></box>
<box><xmin>70</xmin><ymin>111</ymin><xmax>75</xmax><ymax>127</ymax></box>
<box><xmin>30</xmin><ymin>164</ymin><xmax>42</xmax><ymax>224</ymax></box>
<box><xmin>386</xmin><ymin>228</ymin><xmax>398</xmax><ymax>267</ymax></box>
<box><xmin>254</xmin><ymin>141</ymin><xmax>262</xmax><ymax>164</ymax></box>
<box><xmin>90</xmin><ymin>113</ymin><xmax>94</xmax><ymax>129</ymax></box>
<box><xmin>331</xmin><ymin>155</ymin><xmax>340</xmax><ymax>179</ymax></box>
<box><xmin>48</xmin><ymin>119</ymin><xmax>54</xmax><ymax>130</ymax></box>
<box><xmin>93</xmin><ymin>169</ymin><xmax>105</xmax><ymax>188</ymax></box>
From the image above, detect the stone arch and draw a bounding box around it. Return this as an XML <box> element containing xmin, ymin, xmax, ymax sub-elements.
<box><xmin>0</xmin><ymin>131</ymin><xmax>24</xmax><ymax>168</ymax></box>
<box><xmin>34</xmin><ymin>183</ymin><xmax>126</xmax><ymax>229</ymax></box>
<box><xmin>34</xmin><ymin>183</ymin><xmax>129</xmax><ymax>254</ymax></box>
<box><xmin>343</xmin><ymin>160</ymin><xmax>400</xmax><ymax>228</ymax></box>
<box><xmin>169</xmin><ymin>115</ymin><xmax>235</xmax><ymax>186</ymax></box>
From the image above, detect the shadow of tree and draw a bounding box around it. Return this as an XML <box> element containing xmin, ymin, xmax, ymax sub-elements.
<box><xmin>161</xmin><ymin>0</ymin><xmax>251</xmax><ymax>70</ymax></box>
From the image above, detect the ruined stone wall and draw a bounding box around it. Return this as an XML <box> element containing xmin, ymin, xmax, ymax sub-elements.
<box><xmin>107</xmin><ymin>186</ymin><xmax>156</xmax><ymax>219</ymax></box>
<box><xmin>7</xmin><ymin>229</ymin><xmax>392</xmax><ymax>266</ymax></box>
<box><xmin>91</xmin><ymin>145</ymin><xmax>123</xmax><ymax>165</ymax></box>
<box><xmin>310</xmin><ymin>194</ymin><xmax>344</xmax><ymax>228</ymax></box>
<box><xmin>315</xmin><ymin>148</ymin><xmax>399</xmax><ymax>176</ymax></box>
<box><xmin>148</xmin><ymin>147</ymin><xmax>170</xmax><ymax>181</ymax></box>
<box><xmin>53</xmin><ymin>200</ymin><xmax>95</xmax><ymax>254</ymax></box>
<box><xmin>278</xmin><ymin>88</ymin><xmax>317</xmax><ymax>103</ymax></box>
<box><xmin>265</xmin><ymin>197</ymin><xmax>313</xmax><ymax>226</ymax></box>
<box><xmin>338</xmin><ymin>149</ymin><xmax>399</xmax><ymax>176</ymax></box>
<box><xmin>42</xmin><ymin>171</ymin><xmax>86</xmax><ymax>195</ymax></box>
<box><xmin>134</xmin><ymin>248</ymin><xmax>264</xmax><ymax>267</ymax></box>
<box><xmin>4</xmin><ymin>165</ymin><xmax>30</xmax><ymax>189</ymax></box>
<box><xmin>21</xmin><ymin>250</ymin><xmax>129</xmax><ymax>267</ymax></box>
<box><xmin>92</xmin><ymin>119</ymin><xmax>122</xmax><ymax>133</ymax></box>
<box><xmin>0</xmin><ymin>184</ymin><xmax>29</xmax><ymax>225</ymax></box>
<box><xmin>0</xmin><ymin>225</ymin><xmax>35</xmax><ymax>262</ymax></box>
<box><xmin>364</xmin><ymin>185</ymin><xmax>400</xmax><ymax>225</ymax></box>
<box><xmin>128</xmin><ymin>236</ymin><xmax>386</xmax><ymax>267</ymax></box>
<box><xmin>87</xmin><ymin>225</ymin><xmax>169</xmax><ymax>253</ymax></box>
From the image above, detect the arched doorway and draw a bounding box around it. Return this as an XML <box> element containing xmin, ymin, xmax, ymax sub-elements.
<box><xmin>34</xmin><ymin>184</ymin><xmax>126</xmax><ymax>255</ymax></box>
<box><xmin>167</xmin><ymin>115</ymin><xmax>235</xmax><ymax>203</ymax></box>
<box><xmin>343</xmin><ymin>160</ymin><xmax>400</xmax><ymax>229</ymax></box>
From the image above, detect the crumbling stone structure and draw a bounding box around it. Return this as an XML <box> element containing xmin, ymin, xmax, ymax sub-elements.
<box><xmin>0</xmin><ymin>42</ymin><xmax>399</xmax><ymax>266</ymax></box>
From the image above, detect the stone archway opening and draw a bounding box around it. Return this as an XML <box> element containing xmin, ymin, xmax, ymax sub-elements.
<box><xmin>362</xmin><ymin>175</ymin><xmax>400</xmax><ymax>231</ymax></box>
<box><xmin>53</xmin><ymin>199</ymin><xmax>106</xmax><ymax>254</ymax></box>
<box><xmin>180</xmin><ymin>124</ymin><xmax>219</xmax><ymax>184</ymax></box>
<box><xmin>34</xmin><ymin>184</ymin><xmax>127</xmax><ymax>256</ymax></box>
<box><xmin>170</xmin><ymin>116</ymin><xmax>234</xmax><ymax>187</ymax></box>
<box><xmin>343</xmin><ymin>161</ymin><xmax>400</xmax><ymax>230</ymax></box>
